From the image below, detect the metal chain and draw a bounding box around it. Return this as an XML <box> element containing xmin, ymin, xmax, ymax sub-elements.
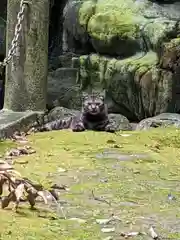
<box><xmin>0</xmin><ymin>0</ymin><xmax>28</xmax><ymax>68</ymax></box>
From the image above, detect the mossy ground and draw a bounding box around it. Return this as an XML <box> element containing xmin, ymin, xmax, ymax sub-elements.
<box><xmin>0</xmin><ymin>128</ymin><xmax>180</xmax><ymax>239</ymax></box>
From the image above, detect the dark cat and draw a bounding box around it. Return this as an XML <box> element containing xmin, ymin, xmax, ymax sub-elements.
<box><xmin>37</xmin><ymin>92</ymin><xmax>116</xmax><ymax>133</ymax></box>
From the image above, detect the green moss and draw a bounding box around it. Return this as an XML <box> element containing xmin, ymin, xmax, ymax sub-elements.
<box><xmin>79</xmin><ymin>0</ymin><xmax>146</xmax><ymax>42</ymax></box>
<box><xmin>79</xmin><ymin>1</ymin><xmax>96</xmax><ymax>28</ymax></box>
<box><xmin>88</xmin><ymin>12</ymin><xmax>139</xmax><ymax>42</ymax></box>
<box><xmin>0</xmin><ymin>128</ymin><xmax>180</xmax><ymax>239</ymax></box>
<box><xmin>78</xmin><ymin>51</ymin><xmax>158</xmax><ymax>89</ymax></box>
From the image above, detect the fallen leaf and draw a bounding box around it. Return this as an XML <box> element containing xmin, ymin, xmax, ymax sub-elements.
<box><xmin>69</xmin><ymin>218</ymin><xmax>87</xmax><ymax>223</ymax></box>
<box><xmin>12</xmin><ymin>132</ymin><xmax>28</xmax><ymax>143</ymax></box>
<box><xmin>15</xmin><ymin>160</ymin><xmax>28</xmax><ymax>165</ymax></box>
<box><xmin>120</xmin><ymin>134</ymin><xmax>131</xmax><ymax>137</ymax></box>
<box><xmin>49</xmin><ymin>189</ymin><xmax>59</xmax><ymax>201</ymax></box>
<box><xmin>107</xmin><ymin>140</ymin><xmax>116</xmax><ymax>144</ymax></box>
<box><xmin>101</xmin><ymin>228</ymin><xmax>115</xmax><ymax>233</ymax></box>
<box><xmin>37</xmin><ymin>191</ymin><xmax>48</xmax><ymax>204</ymax></box>
<box><xmin>96</xmin><ymin>218</ymin><xmax>112</xmax><ymax>225</ymax></box>
<box><xmin>149</xmin><ymin>226</ymin><xmax>158</xmax><ymax>239</ymax></box>
<box><xmin>0</xmin><ymin>175</ymin><xmax>6</xmax><ymax>195</ymax></box>
<box><xmin>57</xmin><ymin>168</ymin><xmax>67</xmax><ymax>173</ymax></box>
<box><xmin>6</xmin><ymin>146</ymin><xmax>36</xmax><ymax>157</ymax></box>
<box><xmin>51</xmin><ymin>183</ymin><xmax>68</xmax><ymax>191</ymax></box>
<box><xmin>120</xmin><ymin>231</ymin><xmax>146</xmax><ymax>237</ymax></box>
<box><xmin>0</xmin><ymin>162</ymin><xmax>13</xmax><ymax>171</ymax></box>
<box><xmin>6</xmin><ymin>149</ymin><xmax>20</xmax><ymax>157</ymax></box>
<box><xmin>1</xmin><ymin>191</ymin><xmax>16</xmax><ymax>209</ymax></box>
<box><xmin>103</xmin><ymin>237</ymin><xmax>113</xmax><ymax>240</ymax></box>
<box><xmin>15</xmin><ymin>183</ymin><xmax>25</xmax><ymax>201</ymax></box>
<box><xmin>100</xmin><ymin>178</ymin><xmax>108</xmax><ymax>183</ymax></box>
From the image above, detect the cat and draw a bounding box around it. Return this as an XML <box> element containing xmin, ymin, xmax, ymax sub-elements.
<box><xmin>37</xmin><ymin>92</ymin><xmax>116</xmax><ymax>133</ymax></box>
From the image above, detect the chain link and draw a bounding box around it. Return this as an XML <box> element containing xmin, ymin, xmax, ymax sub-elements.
<box><xmin>0</xmin><ymin>0</ymin><xmax>29</xmax><ymax>69</ymax></box>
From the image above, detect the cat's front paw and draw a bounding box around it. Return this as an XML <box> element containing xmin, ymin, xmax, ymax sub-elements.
<box><xmin>72</xmin><ymin>123</ymin><xmax>85</xmax><ymax>132</ymax></box>
<box><xmin>105</xmin><ymin>123</ymin><xmax>117</xmax><ymax>133</ymax></box>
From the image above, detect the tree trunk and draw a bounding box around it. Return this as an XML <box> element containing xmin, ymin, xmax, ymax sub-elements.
<box><xmin>4</xmin><ymin>0</ymin><xmax>49</xmax><ymax>111</ymax></box>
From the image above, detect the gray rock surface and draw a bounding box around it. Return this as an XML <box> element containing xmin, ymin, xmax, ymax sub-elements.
<box><xmin>136</xmin><ymin>113</ymin><xmax>180</xmax><ymax>130</ymax></box>
<box><xmin>0</xmin><ymin>110</ymin><xmax>41</xmax><ymax>139</ymax></box>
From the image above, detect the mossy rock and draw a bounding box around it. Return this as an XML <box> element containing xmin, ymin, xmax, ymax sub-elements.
<box><xmin>78</xmin><ymin>0</ymin><xmax>144</xmax><ymax>56</ymax></box>
<box><xmin>77</xmin><ymin>51</ymin><xmax>171</xmax><ymax>120</ymax></box>
<box><xmin>56</xmin><ymin>0</ymin><xmax>180</xmax><ymax>120</ymax></box>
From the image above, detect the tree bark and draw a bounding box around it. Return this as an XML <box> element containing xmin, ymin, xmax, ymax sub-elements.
<box><xmin>4</xmin><ymin>0</ymin><xmax>49</xmax><ymax>111</ymax></box>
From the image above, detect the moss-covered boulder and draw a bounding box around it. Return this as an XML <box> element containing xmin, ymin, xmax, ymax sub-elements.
<box><xmin>61</xmin><ymin>0</ymin><xmax>180</xmax><ymax>120</ymax></box>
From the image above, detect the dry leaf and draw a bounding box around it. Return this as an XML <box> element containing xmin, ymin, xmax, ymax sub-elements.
<box><xmin>27</xmin><ymin>192</ymin><xmax>37</xmax><ymax>208</ymax></box>
<box><xmin>101</xmin><ymin>228</ymin><xmax>115</xmax><ymax>233</ymax></box>
<box><xmin>0</xmin><ymin>162</ymin><xmax>13</xmax><ymax>171</ymax></box>
<box><xmin>6</xmin><ymin>146</ymin><xmax>36</xmax><ymax>157</ymax></box>
<box><xmin>15</xmin><ymin>183</ymin><xmax>25</xmax><ymax>201</ymax></box>
<box><xmin>120</xmin><ymin>231</ymin><xmax>146</xmax><ymax>237</ymax></box>
<box><xmin>103</xmin><ymin>237</ymin><xmax>113</xmax><ymax>240</ymax></box>
<box><xmin>0</xmin><ymin>160</ymin><xmax>8</xmax><ymax>164</ymax></box>
<box><xmin>6</xmin><ymin>149</ymin><xmax>20</xmax><ymax>157</ymax></box>
<box><xmin>149</xmin><ymin>226</ymin><xmax>158</xmax><ymax>239</ymax></box>
<box><xmin>25</xmin><ymin>186</ymin><xmax>38</xmax><ymax>208</ymax></box>
<box><xmin>0</xmin><ymin>175</ymin><xmax>6</xmax><ymax>195</ymax></box>
<box><xmin>69</xmin><ymin>218</ymin><xmax>87</xmax><ymax>223</ymax></box>
<box><xmin>1</xmin><ymin>191</ymin><xmax>16</xmax><ymax>209</ymax></box>
<box><xmin>12</xmin><ymin>132</ymin><xmax>28</xmax><ymax>143</ymax></box>
<box><xmin>14</xmin><ymin>183</ymin><xmax>25</xmax><ymax>210</ymax></box>
<box><xmin>96</xmin><ymin>218</ymin><xmax>112</xmax><ymax>225</ymax></box>
<box><xmin>37</xmin><ymin>191</ymin><xmax>48</xmax><ymax>204</ymax></box>
<box><xmin>57</xmin><ymin>167</ymin><xmax>67</xmax><ymax>173</ymax></box>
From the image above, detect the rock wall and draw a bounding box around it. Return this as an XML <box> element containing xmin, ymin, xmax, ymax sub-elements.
<box><xmin>47</xmin><ymin>0</ymin><xmax>180</xmax><ymax>121</ymax></box>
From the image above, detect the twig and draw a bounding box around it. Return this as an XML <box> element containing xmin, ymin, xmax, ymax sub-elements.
<box><xmin>91</xmin><ymin>190</ymin><xmax>111</xmax><ymax>206</ymax></box>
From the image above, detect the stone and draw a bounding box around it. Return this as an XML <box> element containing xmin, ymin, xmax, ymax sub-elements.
<box><xmin>47</xmin><ymin>68</ymin><xmax>81</xmax><ymax>110</ymax></box>
<box><xmin>59</xmin><ymin>0</ymin><xmax>180</xmax><ymax>121</ymax></box>
<box><xmin>45</xmin><ymin>106</ymin><xmax>79</xmax><ymax>122</ymax></box>
<box><xmin>136</xmin><ymin>113</ymin><xmax>180</xmax><ymax>130</ymax></box>
<box><xmin>108</xmin><ymin>113</ymin><xmax>132</xmax><ymax>131</ymax></box>
<box><xmin>0</xmin><ymin>110</ymin><xmax>41</xmax><ymax>139</ymax></box>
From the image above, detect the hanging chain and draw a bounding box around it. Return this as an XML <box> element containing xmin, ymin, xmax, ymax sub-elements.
<box><xmin>0</xmin><ymin>0</ymin><xmax>29</xmax><ymax>69</ymax></box>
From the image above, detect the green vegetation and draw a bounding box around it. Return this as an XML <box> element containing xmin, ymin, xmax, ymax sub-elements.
<box><xmin>79</xmin><ymin>0</ymin><xmax>144</xmax><ymax>42</ymax></box>
<box><xmin>0</xmin><ymin>128</ymin><xmax>180</xmax><ymax>239</ymax></box>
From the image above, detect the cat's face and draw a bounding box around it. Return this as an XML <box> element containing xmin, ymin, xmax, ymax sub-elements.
<box><xmin>82</xmin><ymin>93</ymin><xmax>105</xmax><ymax>115</ymax></box>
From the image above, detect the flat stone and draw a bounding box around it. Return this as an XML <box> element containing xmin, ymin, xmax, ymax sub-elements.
<box><xmin>0</xmin><ymin>109</ymin><xmax>41</xmax><ymax>139</ymax></box>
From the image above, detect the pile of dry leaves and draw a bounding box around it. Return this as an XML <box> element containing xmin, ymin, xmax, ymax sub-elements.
<box><xmin>0</xmin><ymin>131</ymin><xmax>53</xmax><ymax>212</ymax></box>
<box><xmin>0</xmin><ymin>163</ymin><xmax>48</xmax><ymax>211</ymax></box>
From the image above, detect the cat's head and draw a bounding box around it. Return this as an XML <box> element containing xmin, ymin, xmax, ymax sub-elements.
<box><xmin>82</xmin><ymin>92</ymin><xmax>106</xmax><ymax>115</ymax></box>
